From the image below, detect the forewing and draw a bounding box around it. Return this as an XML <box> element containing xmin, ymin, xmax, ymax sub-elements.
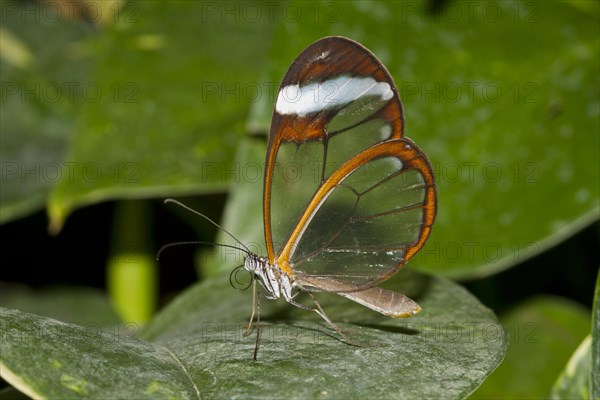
<box><xmin>264</xmin><ymin>37</ymin><xmax>405</xmax><ymax>264</ymax></box>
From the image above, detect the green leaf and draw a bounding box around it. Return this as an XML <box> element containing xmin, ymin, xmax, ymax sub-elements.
<box><xmin>46</xmin><ymin>1</ymin><xmax>275</xmax><ymax>231</ymax></box>
<box><xmin>1</xmin><ymin>269</ymin><xmax>507</xmax><ymax>399</ymax></box>
<box><xmin>0</xmin><ymin>307</ymin><xmax>198</xmax><ymax>399</ymax></box>
<box><xmin>0</xmin><ymin>1</ymin><xmax>92</xmax><ymax>223</ymax></box>
<box><xmin>142</xmin><ymin>269</ymin><xmax>508</xmax><ymax>399</ymax></box>
<box><xmin>550</xmin><ymin>335</ymin><xmax>592</xmax><ymax>399</ymax></box>
<box><xmin>471</xmin><ymin>296</ymin><xmax>591</xmax><ymax>399</ymax></box>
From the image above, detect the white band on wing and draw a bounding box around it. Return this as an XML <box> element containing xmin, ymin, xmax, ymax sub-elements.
<box><xmin>275</xmin><ymin>76</ymin><xmax>393</xmax><ymax>116</ymax></box>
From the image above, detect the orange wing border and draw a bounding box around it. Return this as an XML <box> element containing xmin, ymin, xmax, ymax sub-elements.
<box><xmin>274</xmin><ymin>137</ymin><xmax>437</xmax><ymax>286</ymax></box>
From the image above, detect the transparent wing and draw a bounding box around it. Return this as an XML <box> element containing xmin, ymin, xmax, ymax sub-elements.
<box><xmin>264</xmin><ymin>37</ymin><xmax>405</xmax><ymax>263</ymax></box>
<box><xmin>278</xmin><ymin>138</ymin><xmax>436</xmax><ymax>290</ymax></box>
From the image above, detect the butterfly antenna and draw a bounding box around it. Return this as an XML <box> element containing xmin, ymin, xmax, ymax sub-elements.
<box><xmin>164</xmin><ymin>198</ymin><xmax>252</xmax><ymax>254</ymax></box>
<box><xmin>156</xmin><ymin>240</ymin><xmax>250</xmax><ymax>261</ymax></box>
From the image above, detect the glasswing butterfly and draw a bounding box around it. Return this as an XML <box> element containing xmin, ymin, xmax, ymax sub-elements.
<box><xmin>241</xmin><ymin>36</ymin><xmax>436</xmax><ymax>359</ymax></box>
<box><xmin>163</xmin><ymin>36</ymin><xmax>436</xmax><ymax>360</ymax></box>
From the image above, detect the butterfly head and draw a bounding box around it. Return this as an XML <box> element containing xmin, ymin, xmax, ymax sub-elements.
<box><xmin>243</xmin><ymin>253</ymin><xmax>268</xmax><ymax>275</ymax></box>
<box><xmin>244</xmin><ymin>253</ymin><xmax>295</xmax><ymax>301</ymax></box>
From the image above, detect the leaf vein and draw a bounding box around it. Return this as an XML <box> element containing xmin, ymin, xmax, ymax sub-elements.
<box><xmin>164</xmin><ymin>345</ymin><xmax>201</xmax><ymax>400</ymax></box>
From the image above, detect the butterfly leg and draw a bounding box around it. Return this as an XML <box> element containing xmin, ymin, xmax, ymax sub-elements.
<box><xmin>286</xmin><ymin>292</ymin><xmax>364</xmax><ymax>347</ymax></box>
<box><xmin>243</xmin><ymin>277</ymin><xmax>257</xmax><ymax>336</ymax></box>
<box><xmin>252</xmin><ymin>288</ymin><xmax>262</xmax><ymax>361</ymax></box>
<box><xmin>242</xmin><ymin>277</ymin><xmax>263</xmax><ymax>360</ymax></box>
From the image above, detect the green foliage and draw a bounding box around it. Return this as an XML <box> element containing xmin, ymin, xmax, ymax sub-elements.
<box><xmin>1</xmin><ymin>269</ymin><xmax>507</xmax><ymax>399</ymax></box>
<box><xmin>0</xmin><ymin>0</ymin><xmax>92</xmax><ymax>223</ymax></box>
<box><xmin>1</xmin><ymin>0</ymin><xmax>597</xmax><ymax>276</ymax></box>
<box><xmin>551</xmin><ymin>335</ymin><xmax>592</xmax><ymax>400</ymax></box>
<box><xmin>549</xmin><ymin>269</ymin><xmax>599</xmax><ymax>399</ymax></box>
<box><xmin>1</xmin><ymin>0</ymin><xmax>598</xmax><ymax>398</ymax></box>
<box><xmin>472</xmin><ymin>296</ymin><xmax>592</xmax><ymax>399</ymax></box>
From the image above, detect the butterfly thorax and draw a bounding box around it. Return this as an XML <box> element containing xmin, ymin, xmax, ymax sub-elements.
<box><xmin>244</xmin><ymin>254</ymin><xmax>294</xmax><ymax>302</ymax></box>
